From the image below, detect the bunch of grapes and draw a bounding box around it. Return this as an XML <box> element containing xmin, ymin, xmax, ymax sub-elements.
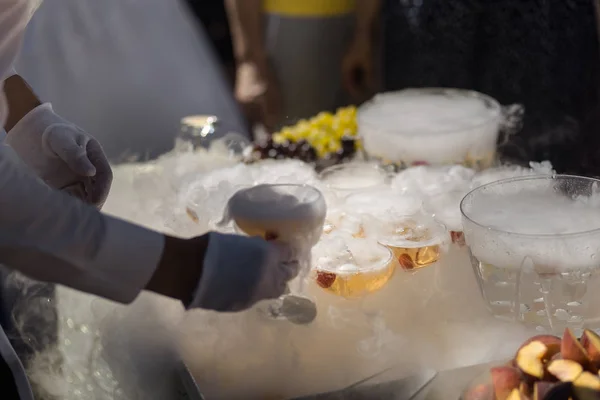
<box><xmin>245</xmin><ymin>106</ymin><xmax>361</xmax><ymax>167</ymax></box>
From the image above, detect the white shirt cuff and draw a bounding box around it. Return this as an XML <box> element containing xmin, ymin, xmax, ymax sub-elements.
<box><xmin>90</xmin><ymin>216</ymin><xmax>165</xmax><ymax>304</ymax></box>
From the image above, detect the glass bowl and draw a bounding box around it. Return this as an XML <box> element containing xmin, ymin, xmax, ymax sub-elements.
<box><xmin>461</xmin><ymin>175</ymin><xmax>600</xmax><ymax>332</ymax></box>
<box><xmin>358</xmin><ymin>88</ymin><xmax>507</xmax><ymax>169</ymax></box>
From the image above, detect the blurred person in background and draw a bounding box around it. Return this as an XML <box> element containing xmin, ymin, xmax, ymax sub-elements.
<box><xmin>15</xmin><ymin>0</ymin><xmax>249</xmax><ymax>162</ymax></box>
<box><xmin>226</xmin><ymin>0</ymin><xmax>356</xmax><ymax>133</ymax></box>
<box><xmin>342</xmin><ymin>0</ymin><xmax>600</xmax><ymax>174</ymax></box>
<box><xmin>185</xmin><ymin>0</ymin><xmax>237</xmax><ymax>88</ymax></box>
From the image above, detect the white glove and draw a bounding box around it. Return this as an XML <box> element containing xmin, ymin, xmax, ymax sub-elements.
<box><xmin>5</xmin><ymin>103</ymin><xmax>112</xmax><ymax>208</ymax></box>
<box><xmin>189</xmin><ymin>232</ymin><xmax>300</xmax><ymax>312</ymax></box>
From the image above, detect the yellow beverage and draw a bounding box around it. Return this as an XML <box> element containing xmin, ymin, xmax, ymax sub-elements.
<box><xmin>313</xmin><ymin>243</ymin><xmax>396</xmax><ymax>299</ymax></box>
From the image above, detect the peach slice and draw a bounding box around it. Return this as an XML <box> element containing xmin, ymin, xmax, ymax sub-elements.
<box><xmin>464</xmin><ymin>383</ymin><xmax>493</xmax><ymax>400</ymax></box>
<box><xmin>520</xmin><ymin>335</ymin><xmax>562</xmax><ymax>351</ymax></box>
<box><xmin>491</xmin><ymin>366</ymin><xmax>522</xmax><ymax>400</ymax></box>
<box><xmin>562</xmin><ymin>328</ymin><xmax>590</xmax><ymax>365</ymax></box>
<box><xmin>574</xmin><ymin>371</ymin><xmax>600</xmax><ymax>390</ymax></box>
<box><xmin>506</xmin><ymin>388</ymin><xmax>523</xmax><ymax>400</ymax></box>
<box><xmin>581</xmin><ymin>330</ymin><xmax>600</xmax><ymax>365</ymax></box>
<box><xmin>516</xmin><ymin>341</ymin><xmax>551</xmax><ymax>379</ymax></box>
<box><xmin>547</xmin><ymin>359</ymin><xmax>583</xmax><ymax>382</ymax></box>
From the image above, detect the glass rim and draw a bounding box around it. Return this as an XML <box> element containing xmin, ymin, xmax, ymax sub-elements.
<box><xmin>460</xmin><ymin>174</ymin><xmax>600</xmax><ymax>238</ymax></box>
<box><xmin>357</xmin><ymin>87</ymin><xmax>502</xmax><ymax>136</ymax></box>
<box><xmin>318</xmin><ymin>162</ymin><xmax>388</xmax><ymax>187</ymax></box>
<box><xmin>313</xmin><ymin>242</ymin><xmax>394</xmax><ymax>273</ymax></box>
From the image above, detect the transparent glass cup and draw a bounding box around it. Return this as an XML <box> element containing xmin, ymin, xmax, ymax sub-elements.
<box><xmin>219</xmin><ymin>184</ymin><xmax>327</xmax><ymax>324</ymax></box>
<box><xmin>368</xmin><ymin>212</ymin><xmax>450</xmax><ymax>272</ymax></box>
<box><xmin>461</xmin><ymin>175</ymin><xmax>600</xmax><ymax>332</ymax></box>
<box><xmin>318</xmin><ymin>162</ymin><xmax>390</xmax><ymax>207</ymax></box>
<box><xmin>312</xmin><ymin>236</ymin><xmax>398</xmax><ymax>299</ymax></box>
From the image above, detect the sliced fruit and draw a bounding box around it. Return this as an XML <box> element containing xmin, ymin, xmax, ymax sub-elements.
<box><xmin>516</xmin><ymin>341</ymin><xmax>551</xmax><ymax>379</ymax></box>
<box><xmin>520</xmin><ymin>335</ymin><xmax>562</xmax><ymax>350</ymax></box>
<box><xmin>491</xmin><ymin>366</ymin><xmax>522</xmax><ymax>400</ymax></box>
<box><xmin>506</xmin><ymin>388</ymin><xmax>523</xmax><ymax>400</ymax></box>
<box><xmin>547</xmin><ymin>359</ymin><xmax>583</xmax><ymax>382</ymax></box>
<box><xmin>562</xmin><ymin>328</ymin><xmax>590</xmax><ymax>365</ymax></box>
<box><xmin>581</xmin><ymin>330</ymin><xmax>600</xmax><ymax>365</ymax></box>
<box><xmin>574</xmin><ymin>371</ymin><xmax>600</xmax><ymax>390</ymax></box>
<box><xmin>316</xmin><ymin>271</ymin><xmax>336</xmax><ymax>289</ymax></box>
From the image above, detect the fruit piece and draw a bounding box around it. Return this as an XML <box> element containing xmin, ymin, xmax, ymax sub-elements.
<box><xmin>516</xmin><ymin>341</ymin><xmax>550</xmax><ymax>379</ymax></box>
<box><xmin>562</xmin><ymin>328</ymin><xmax>590</xmax><ymax>365</ymax></box>
<box><xmin>506</xmin><ymin>388</ymin><xmax>523</xmax><ymax>400</ymax></box>
<box><xmin>491</xmin><ymin>366</ymin><xmax>522</xmax><ymax>400</ymax></box>
<box><xmin>316</xmin><ymin>271</ymin><xmax>336</xmax><ymax>289</ymax></box>
<box><xmin>519</xmin><ymin>381</ymin><xmax>531</xmax><ymax>397</ymax></box>
<box><xmin>397</xmin><ymin>253</ymin><xmax>416</xmax><ymax>270</ymax></box>
<box><xmin>518</xmin><ymin>335</ymin><xmax>562</xmax><ymax>352</ymax></box>
<box><xmin>581</xmin><ymin>330</ymin><xmax>600</xmax><ymax>365</ymax></box>
<box><xmin>533</xmin><ymin>381</ymin><xmax>554</xmax><ymax>400</ymax></box>
<box><xmin>547</xmin><ymin>359</ymin><xmax>583</xmax><ymax>382</ymax></box>
<box><xmin>574</xmin><ymin>371</ymin><xmax>600</xmax><ymax>389</ymax></box>
<box><xmin>464</xmin><ymin>384</ymin><xmax>493</xmax><ymax>400</ymax></box>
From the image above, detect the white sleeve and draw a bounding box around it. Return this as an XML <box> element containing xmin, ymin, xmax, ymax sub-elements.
<box><xmin>0</xmin><ymin>143</ymin><xmax>165</xmax><ymax>303</ymax></box>
<box><xmin>0</xmin><ymin>0</ymin><xmax>34</xmax><ymax>80</ymax></box>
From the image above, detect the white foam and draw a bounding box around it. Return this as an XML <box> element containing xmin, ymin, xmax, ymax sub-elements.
<box><xmin>360</xmin><ymin>91</ymin><xmax>497</xmax><ymax>134</ymax></box>
<box><xmin>313</xmin><ymin>236</ymin><xmax>391</xmax><ymax>274</ymax></box>
<box><xmin>470</xmin><ymin>161</ymin><xmax>555</xmax><ymax>190</ymax></box>
<box><xmin>320</xmin><ymin>163</ymin><xmax>388</xmax><ymax>191</ymax></box>
<box><xmin>343</xmin><ymin>189</ymin><xmax>422</xmax><ymax>220</ymax></box>
<box><xmin>358</xmin><ymin>90</ymin><xmax>501</xmax><ymax>164</ymax></box>
<box><xmin>426</xmin><ymin>192</ymin><xmax>466</xmax><ymax>232</ymax></box>
<box><xmin>392</xmin><ymin>165</ymin><xmax>474</xmax><ymax>197</ymax></box>
<box><xmin>463</xmin><ymin>183</ymin><xmax>600</xmax><ymax>270</ymax></box>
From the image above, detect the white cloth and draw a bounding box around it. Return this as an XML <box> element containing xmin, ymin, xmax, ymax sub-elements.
<box><xmin>15</xmin><ymin>0</ymin><xmax>249</xmax><ymax>161</ymax></box>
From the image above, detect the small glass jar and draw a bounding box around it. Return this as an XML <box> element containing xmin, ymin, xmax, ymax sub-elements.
<box><xmin>175</xmin><ymin>115</ymin><xmax>219</xmax><ymax>152</ymax></box>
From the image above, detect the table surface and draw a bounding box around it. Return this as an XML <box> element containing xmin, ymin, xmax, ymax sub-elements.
<box><xmin>412</xmin><ymin>362</ymin><xmax>496</xmax><ymax>400</ymax></box>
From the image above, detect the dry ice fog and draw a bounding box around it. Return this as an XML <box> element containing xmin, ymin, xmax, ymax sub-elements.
<box><xmin>11</xmin><ymin>92</ymin><xmax>600</xmax><ymax>400</ymax></box>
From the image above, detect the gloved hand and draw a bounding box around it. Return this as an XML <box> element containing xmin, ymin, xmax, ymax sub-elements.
<box><xmin>5</xmin><ymin>103</ymin><xmax>112</xmax><ymax>208</ymax></box>
<box><xmin>189</xmin><ymin>232</ymin><xmax>300</xmax><ymax>312</ymax></box>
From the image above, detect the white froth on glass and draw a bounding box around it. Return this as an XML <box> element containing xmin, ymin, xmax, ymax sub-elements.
<box><xmin>343</xmin><ymin>188</ymin><xmax>422</xmax><ymax>220</ymax></box>
<box><xmin>462</xmin><ymin>176</ymin><xmax>600</xmax><ymax>271</ymax></box>
<box><xmin>392</xmin><ymin>165</ymin><xmax>475</xmax><ymax>197</ymax></box>
<box><xmin>470</xmin><ymin>161</ymin><xmax>555</xmax><ymax>190</ymax></box>
<box><xmin>426</xmin><ymin>191</ymin><xmax>467</xmax><ymax>232</ymax></box>
<box><xmin>358</xmin><ymin>89</ymin><xmax>502</xmax><ymax>164</ymax></box>
<box><xmin>319</xmin><ymin>163</ymin><xmax>388</xmax><ymax>191</ymax></box>
<box><xmin>313</xmin><ymin>236</ymin><xmax>391</xmax><ymax>274</ymax></box>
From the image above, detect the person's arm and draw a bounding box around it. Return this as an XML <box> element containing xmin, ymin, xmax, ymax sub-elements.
<box><xmin>3</xmin><ymin>73</ymin><xmax>41</xmax><ymax>132</ymax></box>
<box><xmin>354</xmin><ymin>0</ymin><xmax>382</xmax><ymax>42</ymax></box>
<box><xmin>225</xmin><ymin>0</ymin><xmax>267</xmax><ymax>68</ymax></box>
<box><xmin>0</xmin><ymin>142</ymin><xmax>175</xmax><ymax>303</ymax></box>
